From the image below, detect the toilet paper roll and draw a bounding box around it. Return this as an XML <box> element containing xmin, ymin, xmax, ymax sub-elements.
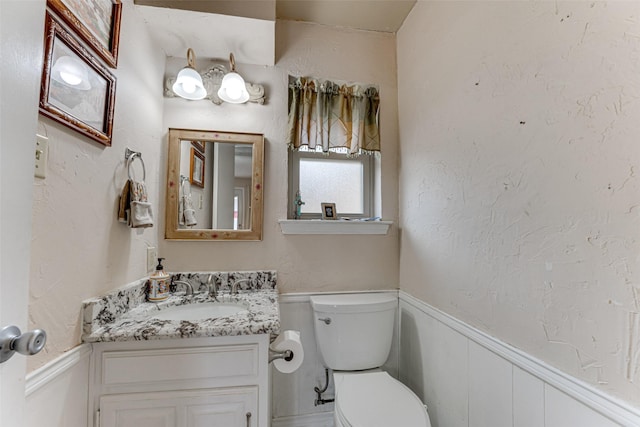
<box><xmin>270</xmin><ymin>330</ymin><xmax>304</xmax><ymax>374</ymax></box>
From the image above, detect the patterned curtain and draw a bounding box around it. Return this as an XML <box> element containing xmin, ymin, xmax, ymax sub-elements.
<box><xmin>286</xmin><ymin>77</ymin><xmax>380</xmax><ymax>156</ymax></box>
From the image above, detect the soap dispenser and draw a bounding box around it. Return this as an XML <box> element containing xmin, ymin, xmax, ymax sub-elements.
<box><xmin>147</xmin><ymin>258</ymin><xmax>170</xmax><ymax>302</ymax></box>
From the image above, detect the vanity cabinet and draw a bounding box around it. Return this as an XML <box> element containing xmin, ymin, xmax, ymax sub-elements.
<box><xmin>99</xmin><ymin>387</ymin><xmax>257</xmax><ymax>427</ymax></box>
<box><xmin>89</xmin><ymin>335</ymin><xmax>270</xmax><ymax>427</ymax></box>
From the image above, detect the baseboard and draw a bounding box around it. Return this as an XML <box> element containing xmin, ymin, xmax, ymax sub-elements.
<box><xmin>399</xmin><ymin>291</ymin><xmax>640</xmax><ymax>426</ymax></box>
<box><xmin>271</xmin><ymin>412</ymin><xmax>334</xmax><ymax>427</ymax></box>
<box><xmin>25</xmin><ymin>343</ymin><xmax>91</xmax><ymax>396</ymax></box>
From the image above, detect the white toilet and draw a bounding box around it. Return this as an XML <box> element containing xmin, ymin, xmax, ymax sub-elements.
<box><xmin>310</xmin><ymin>293</ymin><xmax>432</xmax><ymax>427</ymax></box>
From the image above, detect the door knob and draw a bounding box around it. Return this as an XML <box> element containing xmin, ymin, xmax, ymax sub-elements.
<box><xmin>0</xmin><ymin>325</ymin><xmax>47</xmax><ymax>363</ymax></box>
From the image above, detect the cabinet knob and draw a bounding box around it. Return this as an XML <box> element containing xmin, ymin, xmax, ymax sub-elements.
<box><xmin>246</xmin><ymin>411</ymin><xmax>252</xmax><ymax>427</ymax></box>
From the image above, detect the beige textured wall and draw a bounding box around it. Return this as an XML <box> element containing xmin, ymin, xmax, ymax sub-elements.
<box><xmin>28</xmin><ymin>17</ymin><xmax>400</xmax><ymax>368</ymax></box>
<box><xmin>159</xmin><ymin>20</ymin><xmax>400</xmax><ymax>294</ymax></box>
<box><xmin>28</xmin><ymin>0</ymin><xmax>165</xmax><ymax>369</ymax></box>
<box><xmin>397</xmin><ymin>1</ymin><xmax>640</xmax><ymax>405</ymax></box>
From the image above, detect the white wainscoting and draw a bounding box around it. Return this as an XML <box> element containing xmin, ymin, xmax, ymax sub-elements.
<box><xmin>24</xmin><ymin>292</ymin><xmax>634</xmax><ymax>427</ymax></box>
<box><xmin>273</xmin><ymin>291</ymin><xmax>399</xmax><ymax>427</ymax></box>
<box><xmin>25</xmin><ymin>344</ymin><xmax>91</xmax><ymax>427</ymax></box>
<box><xmin>399</xmin><ymin>291</ymin><xmax>640</xmax><ymax>427</ymax></box>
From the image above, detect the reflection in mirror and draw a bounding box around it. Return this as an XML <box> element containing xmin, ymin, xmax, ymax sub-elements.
<box><xmin>166</xmin><ymin>129</ymin><xmax>264</xmax><ymax>240</ymax></box>
<box><xmin>179</xmin><ymin>140</ymin><xmax>253</xmax><ymax>230</ymax></box>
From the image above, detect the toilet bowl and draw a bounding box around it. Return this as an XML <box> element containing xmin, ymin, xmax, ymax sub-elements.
<box><xmin>310</xmin><ymin>293</ymin><xmax>432</xmax><ymax>427</ymax></box>
<box><xmin>333</xmin><ymin>371</ymin><xmax>431</xmax><ymax>427</ymax></box>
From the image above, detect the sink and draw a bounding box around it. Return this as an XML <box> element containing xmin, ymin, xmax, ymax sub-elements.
<box><xmin>152</xmin><ymin>302</ymin><xmax>249</xmax><ymax>321</ymax></box>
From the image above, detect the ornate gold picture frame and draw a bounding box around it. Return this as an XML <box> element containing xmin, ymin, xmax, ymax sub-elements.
<box><xmin>47</xmin><ymin>0</ymin><xmax>122</xmax><ymax>68</ymax></box>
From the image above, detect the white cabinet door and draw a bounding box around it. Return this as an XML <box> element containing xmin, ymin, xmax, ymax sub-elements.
<box><xmin>100</xmin><ymin>387</ymin><xmax>258</xmax><ymax>427</ymax></box>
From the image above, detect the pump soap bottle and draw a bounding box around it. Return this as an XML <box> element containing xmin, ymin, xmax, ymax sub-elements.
<box><xmin>148</xmin><ymin>258</ymin><xmax>170</xmax><ymax>302</ymax></box>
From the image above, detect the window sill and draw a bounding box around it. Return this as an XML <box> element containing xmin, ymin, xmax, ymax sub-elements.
<box><xmin>278</xmin><ymin>219</ymin><xmax>392</xmax><ymax>235</ymax></box>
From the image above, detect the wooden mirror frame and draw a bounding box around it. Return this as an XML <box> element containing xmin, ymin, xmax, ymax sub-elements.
<box><xmin>165</xmin><ymin>128</ymin><xmax>264</xmax><ymax>241</ymax></box>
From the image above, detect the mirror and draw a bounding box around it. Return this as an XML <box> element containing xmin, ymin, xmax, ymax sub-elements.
<box><xmin>166</xmin><ymin>128</ymin><xmax>264</xmax><ymax>240</ymax></box>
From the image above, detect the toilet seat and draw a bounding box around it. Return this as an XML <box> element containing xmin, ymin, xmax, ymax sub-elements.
<box><xmin>334</xmin><ymin>371</ymin><xmax>431</xmax><ymax>427</ymax></box>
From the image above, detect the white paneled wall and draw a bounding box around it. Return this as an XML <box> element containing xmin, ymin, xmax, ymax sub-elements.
<box><xmin>273</xmin><ymin>294</ymin><xmax>334</xmax><ymax>425</ymax></box>
<box><xmin>400</xmin><ymin>292</ymin><xmax>640</xmax><ymax>427</ymax></box>
<box><xmin>512</xmin><ymin>367</ymin><xmax>544</xmax><ymax>427</ymax></box>
<box><xmin>545</xmin><ymin>386</ymin><xmax>620</xmax><ymax>427</ymax></box>
<box><xmin>25</xmin><ymin>345</ymin><xmax>91</xmax><ymax>427</ymax></box>
<box><xmin>24</xmin><ymin>291</ymin><xmax>637</xmax><ymax>427</ymax></box>
<box><xmin>468</xmin><ymin>342</ymin><xmax>513</xmax><ymax>426</ymax></box>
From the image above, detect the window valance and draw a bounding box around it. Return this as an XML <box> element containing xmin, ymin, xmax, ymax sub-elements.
<box><xmin>286</xmin><ymin>76</ymin><xmax>380</xmax><ymax>156</ymax></box>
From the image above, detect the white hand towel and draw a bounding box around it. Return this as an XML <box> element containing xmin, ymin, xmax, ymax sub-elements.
<box><xmin>131</xmin><ymin>201</ymin><xmax>154</xmax><ymax>228</ymax></box>
<box><xmin>128</xmin><ymin>180</ymin><xmax>154</xmax><ymax>228</ymax></box>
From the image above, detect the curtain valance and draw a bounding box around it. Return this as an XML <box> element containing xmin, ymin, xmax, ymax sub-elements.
<box><xmin>286</xmin><ymin>76</ymin><xmax>380</xmax><ymax>156</ymax></box>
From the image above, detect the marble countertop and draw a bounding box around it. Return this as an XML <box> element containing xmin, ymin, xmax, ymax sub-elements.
<box><xmin>82</xmin><ymin>271</ymin><xmax>280</xmax><ymax>343</ymax></box>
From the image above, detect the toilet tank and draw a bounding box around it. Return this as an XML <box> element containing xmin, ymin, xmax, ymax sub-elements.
<box><xmin>310</xmin><ymin>293</ymin><xmax>396</xmax><ymax>371</ymax></box>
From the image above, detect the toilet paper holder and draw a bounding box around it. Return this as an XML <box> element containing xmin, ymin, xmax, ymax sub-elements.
<box><xmin>269</xmin><ymin>330</ymin><xmax>303</xmax><ymax>372</ymax></box>
<box><xmin>269</xmin><ymin>348</ymin><xmax>294</xmax><ymax>364</ymax></box>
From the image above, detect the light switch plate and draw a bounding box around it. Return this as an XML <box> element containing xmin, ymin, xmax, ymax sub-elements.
<box><xmin>147</xmin><ymin>247</ymin><xmax>157</xmax><ymax>273</ymax></box>
<box><xmin>35</xmin><ymin>134</ymin><xmax>48</xmax><ymax>179</ymax></box>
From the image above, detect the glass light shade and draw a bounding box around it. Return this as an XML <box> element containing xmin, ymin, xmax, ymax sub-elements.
<box><xmin>172</xmin><ymin>66</ymin><xmax>207</xmax><ymax>100</ymax></box>
<box><xmin>51</xmin><ymin>55</ymin><xmax>91</xmax><ymax>90</ymax></box>
<box><xmin>217</xmin><ymin>72</ymin><xmax>250</xmax><ymax>104</ymax></box>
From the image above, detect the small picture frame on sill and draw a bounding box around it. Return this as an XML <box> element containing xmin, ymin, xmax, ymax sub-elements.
<box><xmin>321</xmin><ymin>203</ymin><xmax>337</xmax><ymax>220</ymax></box>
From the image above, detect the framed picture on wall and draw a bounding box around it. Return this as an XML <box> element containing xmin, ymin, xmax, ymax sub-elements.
<box><xmin>190</xmin><ymin>147</ymin><xmax>205</xmax><ymax>188</ymax></box>
<box><xmin>321</xmin><ymin>203</ymin><xmax>337</xmax><ymax>220</ymax></box>
<box><xmin>47</xmin><ymin>0</ymin><xmax>122</xmax><ymax>68</ymax></box>
<box><xmin>191</xmin><ymin>141</ymin><xmax>205</xmax><ymax>152</ymax></box>
<box><xmin>39</xmin><ymin>12</ymin><xmax>117</xmax><ymax>147</ymax></box>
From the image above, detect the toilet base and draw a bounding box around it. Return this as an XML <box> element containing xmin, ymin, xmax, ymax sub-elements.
<box><xmin>332</xmin><ymin>370</ymin><xmax>431</xmax><ymax>427</ymax></box>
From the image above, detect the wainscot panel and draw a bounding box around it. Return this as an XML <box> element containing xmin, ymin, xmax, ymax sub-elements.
<box><xmin>25</xmin><ymin>344</ymin><xmax>91</xmax><ymax>427</ymax></box>
<box><xmin>399</xmin><ymin>291</ymin><xmax>640</xmax><ymax>427</ymax></box>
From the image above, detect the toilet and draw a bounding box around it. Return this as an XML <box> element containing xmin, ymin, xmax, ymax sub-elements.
<box><xmin>310</xmin><ymin>293</ymin><xmax>432</xmax><ymax>427</ymax></box>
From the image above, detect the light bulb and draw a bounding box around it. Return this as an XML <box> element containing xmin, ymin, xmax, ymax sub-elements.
<box><xmin>51</xmin><ymin>55</ymin><xmax>90</xmax><ymax>90</ymax></box>
<box><xmin>226</xmin><ymin>86</ymin><xmax>242</xmax><ymax>101</ymax></box>
<box><xmin>172</xmin><ymin>65</ymin><xmax>206</xmax><ymax>100</ymax></box>
<box><xmin>59</xmin><ymin>71</ymin><xmax>82</xmax><ymax>86</ymax></box>
<box><xmin>218</xmin><ymin>71</ymin><xmax>249</xmax><ymax>104</ymax></box>
<box><xmin>181</xmin><ymin>80</ymin><xmax>196</xmax><ymax>94</ymax></box>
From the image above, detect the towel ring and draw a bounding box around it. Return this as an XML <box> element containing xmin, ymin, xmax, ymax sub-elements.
<box><xmin>125</xmin><ymin>147</ymin><xmax>146</xmax><ymax>182</ymax></box>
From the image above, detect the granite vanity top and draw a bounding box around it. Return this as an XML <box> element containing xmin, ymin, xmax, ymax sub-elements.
<box><xmin>82</xmin><ymin>271</ymin><xmax>280</xmax><ymax>343</ymax></box>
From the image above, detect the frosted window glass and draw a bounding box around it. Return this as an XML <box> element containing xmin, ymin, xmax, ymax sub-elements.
<box><xmin>299</xmin><ymin>159</ymin><xmax>363</xmax><ymax>214</ymax></box>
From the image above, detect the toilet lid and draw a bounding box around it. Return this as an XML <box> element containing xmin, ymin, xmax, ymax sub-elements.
<box><xmin>335</xmin><ymin>372</ymin><xmax>431</xmax><ymax>427</ymax></box>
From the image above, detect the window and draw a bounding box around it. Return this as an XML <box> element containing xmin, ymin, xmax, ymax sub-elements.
<box><xmin>286</xmin><ymin>76</ymin><xmax>380</xmax><ymax>220</ymax></box>
<box><xmin>289</xmin><ymin>150</ymin><xmax>373</xmax><ymax>219</ymax></box>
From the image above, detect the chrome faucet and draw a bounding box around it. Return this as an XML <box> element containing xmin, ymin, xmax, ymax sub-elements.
<box><xmin>231</xmin><ymin>278</ymin><xmax>251</xmax><ymax>295</ymax></box>
<box><xmin>173</xmin><ymin>280</ymin><xmax>194</xmax><ymax>296</ymax></box>
<box><xmin>206</xmin><ymin>274</ymin><xmax>219</xmax><ymax>301</ymax></box>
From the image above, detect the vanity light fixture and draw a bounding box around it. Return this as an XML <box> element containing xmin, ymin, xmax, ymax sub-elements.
<box><xmin>217</xmin><ymin>53</ymin><xmax>250</xmax><ymax>104</ymax></box>
<box><xmin>164</xmin><ymin>54</ymin><xmax>265</xmax><ymax>105</ymax></box>
<box><xmin>172</xmin><ymin>48</ymin><xmax>207</xmax><ymax>100</ymax></box>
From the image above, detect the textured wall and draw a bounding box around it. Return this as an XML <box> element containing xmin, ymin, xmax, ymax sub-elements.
<box><xmin>28</xmin><ymin>0</ymin><xmax>165</xmax><ymax>369</ymax></box>
<box><xmin>28</xmin><ymin>17</ymin><xmax>400</xmax><ymax>368</ymax></box>
<box><xmin>397</xmin><ymin>1</ymin><xmax>640</xmax><ymax>405</ymax></box>
<box><xmin>159</xmin><ymin>20</ymin><xmax>400</xmax><ymax>294</ymax></box>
